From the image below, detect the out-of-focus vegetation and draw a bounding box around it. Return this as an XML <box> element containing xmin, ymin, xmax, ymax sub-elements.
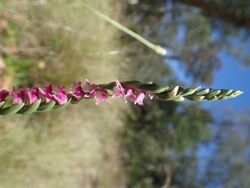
<box><xmin>0</xmin><ymin>1</ymin><xmax>128</xmax><ymax>187</ymax></box>
<box><xmin>0</xmin><ymin>0</ymin><xmax>250</xmax><ymax>188</ymax></box>
<box><xmin>122</xmin><ymin>0</ymin><xmax>250</xmax><ymax>187</ymax></box>
<box><xmin>123</xmin><ymin>102</ymin><xmax>212</xmax><ymax>187</ymax></box>
<box><xmin>125</xmin><ymin>0</ymin><xmax>250</xmax><ymax>84</ymax></box>
<box><xmin>199</xmin><ymin>110</ymin><xmax>250</xmax><ymax>187</ymax></box>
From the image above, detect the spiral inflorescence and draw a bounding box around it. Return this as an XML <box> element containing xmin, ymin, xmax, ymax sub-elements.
<box><xmin>0</xmin><ymin>80</ymin><xmax>243</xmax><ymax>115</ymax></box>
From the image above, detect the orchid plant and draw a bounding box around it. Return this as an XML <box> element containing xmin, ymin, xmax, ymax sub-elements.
<box><xmin>0</xmin><ymin>80</ymin><xmax>243</xmax><ymax>115</ymax></box>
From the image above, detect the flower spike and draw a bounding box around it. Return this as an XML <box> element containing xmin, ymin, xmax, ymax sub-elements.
<box><xmin>0</xmin><ymin>80</ymin><xmax>243</xmax><ymax>115</ymax></box>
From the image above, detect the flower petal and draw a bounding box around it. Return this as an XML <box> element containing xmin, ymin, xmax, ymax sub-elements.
<box><xmin>0</xmin><ymin>90</ymin><xmax>9</xmax><ymax>102</ymax></box>
<box><xmin>112</xmin><ymin>80</ymin><xmax>125</xmax><ymax>98</ymax></box>
<box><xmin>94</xmin><ymin>88</ymin><xmax>108</xmax><ymax>105</ymax></box>
<box><xmin>70</xmin><ymin>81</ymin><xmax>84</xmax><ymax>99</ymax></box>
<box><xmin>12</xmin><ymin>88</ymin><xmax>26</xmax><ymax>104</ymax></box>
<box><xmin>124</xmin><ymin>89</ymin><xmax>137</xmax><ymax>103</ymax></box>
<box><xmin>27</xmin><ymin>87</ymin><xmax>39</xmax><ymax>104</ymax></box>
<box><xmin>52</xmin><ymin>87</ymin><xmax>68</xmax><ymax>105</ymax></box>
<box><xmin>39</xmin><ymin>84</ymin><xmax>54</xmax><ymax>103</ymax></box>
<box><xmin>82</xmin><ymin>79</ymin><xmax>97</xmax><ymax>97</ymax></box>
<box><xmin>134</xmin><ymin>91</ymin><xmax>146</xmax><ymax>105</ymax></box>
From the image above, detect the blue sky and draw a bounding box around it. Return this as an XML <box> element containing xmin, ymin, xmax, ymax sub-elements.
<box><xmin>166</xmin><ymin>51</ymin><xmax>250</xmax><ymax>111</ymax></box>
<box><xmin>208</xmin><ymin>52</ymin><xmax>250</xmax><ymax>111</ymax></box>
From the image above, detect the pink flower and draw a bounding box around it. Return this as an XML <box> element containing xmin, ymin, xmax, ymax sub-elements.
<box><xmin>134</xmin><ymin>91</ymin><xmax>146</xmax><ymax>105</ymax></box>
<box><xmin>112</xmin><ymin>80</ymin><xmax>125</xmax><ymax>98</ymax></box>
<box><xmin>39</xmin><ymin>84</ymin><xmax>54</xmax><ymax>103</ymax></box>
<box><xmin>12</xmin><ymin>88</ymin><xmax>26</xmax><ymax>104</ymax></box>
<box><xmin>52</xmin><ymin>87</ymin><xmax>68</xmax><ymax>105</ymax></box>
<box><xmin>70</xmin><ymin>82</ymin><xmax>84</xmax><ymax>99</ymax></box>
<box><xmin>94</xmin><ymin>88</ymin><xmax>108</xmax><ymax>105</ymax></box>
<box><xmin>124</xmin><ymin>89</ymin><xmax>137</xmax><ymax>103</ymax></box>
<box><xmin>27</xmin><ymin>87</ymin><xmax>39</xmax><ymax>104</ymax></box>
<box><xmin>82</xmin><ymin>79</ymin><xmax>97</xmax><ymax>98</ymax></box>
<box><xmin>1</xmin><ymin>80</ymin><xmax>151</xmax><ymax>108</ymax></box>
<box><xmin>0</xmin><ymin>90</ymin><xmax>9</xmax><ymax>102</ymax></box>
<box><xmin>39</xmin><ymin>85</ymin><xmax>68</xmax><ymax>104</ymax></box>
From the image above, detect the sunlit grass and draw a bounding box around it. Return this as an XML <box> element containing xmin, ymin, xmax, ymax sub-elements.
<box><xmin>0</xmin><ymin>0</ymin><xmax>127</xmax><ymax>187</ymax></box>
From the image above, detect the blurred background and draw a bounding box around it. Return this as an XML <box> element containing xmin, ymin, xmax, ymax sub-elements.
<box><xmin>0</xmin><ymin>0</ymin><xmax>249</xmax><ymax>187</ymax></box>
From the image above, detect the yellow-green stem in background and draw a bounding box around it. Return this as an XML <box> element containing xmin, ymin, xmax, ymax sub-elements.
<box><xmin>81</xmin><ymin>2</ymin><xmax>167</xmax><ymax>56</ymax></box>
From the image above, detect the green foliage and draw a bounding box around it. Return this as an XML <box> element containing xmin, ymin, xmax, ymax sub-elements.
<box><xmin>197</xmin><ymin>110</ymin><xmax>250</xmax><ymax>187</ymax></box>
<box><xmin>123</xmin><ymin>102</ymin><xmax>212</xmax><ymax>187</ymax></box>
<box><xmin>4</xmin><ymin>56</ymin><xmax>34</xmax><ymax>86</ymax></box>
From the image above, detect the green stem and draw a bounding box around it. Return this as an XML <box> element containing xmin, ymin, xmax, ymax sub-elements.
<box><xmin>81</xmin><ymin>2</ymin><xmax>167</xmax><ymax>56</ymax></box>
